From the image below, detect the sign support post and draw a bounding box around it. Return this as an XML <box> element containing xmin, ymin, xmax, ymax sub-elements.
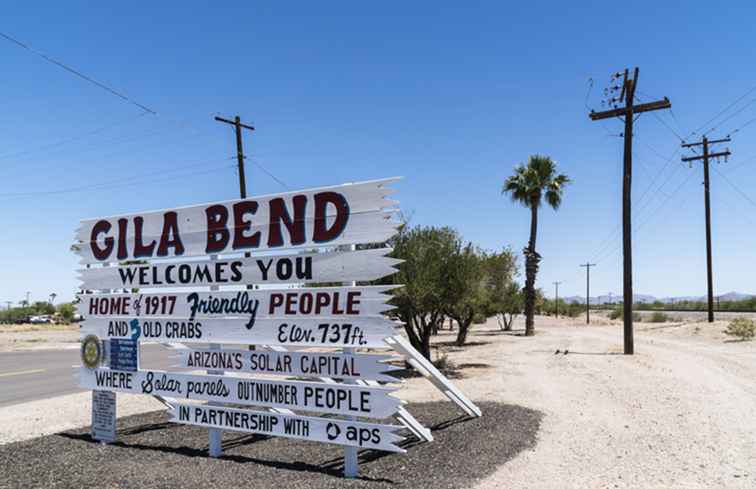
<box><xmin>90</xmin><ymin>261</ymin><xmax>118</xmax><ymax>444</ymax></box>
<box><xmin>343</xmin><ymin>244</ymin><xmax>358</xmax><ymax>479</ymax></box>
<box><xmin>208</xmin><ymin>255</ymin><xmax>223</xmax><ymax>458</ymax></box>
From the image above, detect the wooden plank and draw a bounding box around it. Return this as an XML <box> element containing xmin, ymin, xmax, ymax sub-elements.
<box><xmin>79</xmin><ymin>286</ymin><xmax>398</xmax><ymax>319</ymax></box>
<box><xmin>81</xmin><ymin>316</ymin><xmax>400</xmax><ymax>348</ymax></box>
<box><xmin>78</xmin><ymin>248</ymin><xmax>401</xmax><ymax>290</ymax></box>
<box><xmin>385</xmin><ymin>335</ymin><xmax>482</xmax><ymax>417</ymax></box>
<box><xmin>79</xmin><ymin>368</ymin><xmax>402</xmax><ymax>418</ymax></box>
<box><xmin>168</xmin><ymin>401</ymin><xmax>405</xmax><ymax>453</ymax></box>
<box><xmin>174</xmin><ymin>348</ymin><xmax>401</xmax><ymax>383</ymax></box>
<box><xmin>74</xmin><ymin>178</ymin><xmax>400</xmax><ymax>264</ymax></box>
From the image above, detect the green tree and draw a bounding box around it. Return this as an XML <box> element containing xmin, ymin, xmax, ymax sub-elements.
<box><xmin>496</xmin><ymin>282</ymin><xmax>523</xmax><ymax>330</ymax></box>
<box><xmin>388</xmin><ymin>225</ymin><xmax>459</xmax><ymax>359</ymax></box>
<box><xmin>480</xmin><ymin>249</ymin><xmax>520</xmax><ymax>331</ymax></box>
<box><xmin>444</xmin><ymin>243</ymin><xmax>487</xmax><ymax>346</ymax></box>
<box><xmin>32</xmin><ymin>301</ymin><xmax>55</xmax><ymax>315</ymax></box>
<box><xmin>502</xmin><ymin>155</ymin><xmax>570</xmax><ymax>336</ymax></box>
<box><xmin>57</xmin><ymin>303</ymin><xmax>76</xmax><ymax>323</ymax></box>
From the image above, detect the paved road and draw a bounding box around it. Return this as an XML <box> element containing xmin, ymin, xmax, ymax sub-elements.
<box><xmin>0</xmin><ymin>345</ymin><xmax>174</xmax><ymax>408</ymax></box>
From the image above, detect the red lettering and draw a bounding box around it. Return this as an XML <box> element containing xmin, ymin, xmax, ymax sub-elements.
<box><xmin>313</xmin><ymin>192</ymin><xmax>349</xmax><ymax>243</ymax></box>
<box><xmin>116</xmin><ymin>218</ymin><xmax>128</xmax><ymax>260</ymax></box>
<box><xmin>205</xmin><ymin>205</ymin><xmax>229</xmax><ymax>253</ymax></box>
<box><xmin>269</xmin><ymin>293</ymin><xmax>283</xmax><ymax>314</ymax></box>
<box><xmin>346</xmin><ymin>291</ymin><xmax>360</xmax><ymax>314</ymax></box>
<box><xmin>232</xmin><ymin>201</ymin><xmax>261</xmax><ymax>250</ymax></box>
<box><xmin>133</xmin><ymin>216</ymin><xmax>156</xmax><ymax>258</ymax></box>
<box><xmin>90</xmin><ymin>220</ymin><xmax>114</xmax><ymax>261</ymax></box>
<box><xmin>268</xmin><ymin>195</ymin><xmax>307</xmax><ymax>247</ymax></box>
<box><xmin>157</xmin><ymin>211</ymin><xmax>185</xmax><ymax>257</ymax></box>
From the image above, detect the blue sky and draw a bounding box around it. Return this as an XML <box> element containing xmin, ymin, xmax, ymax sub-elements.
<box><xmin>3</xmin><ymin>1</ymin><xmax>756</xmax><ymax>304</ymax></box>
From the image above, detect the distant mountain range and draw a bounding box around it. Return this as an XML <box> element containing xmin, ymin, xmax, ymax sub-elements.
<box><xmin>562</xmin><ymin>291</ymin><xmax>754</xmax><ymax>305</ymax></box>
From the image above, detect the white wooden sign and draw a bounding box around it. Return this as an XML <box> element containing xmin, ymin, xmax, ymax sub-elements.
<box><xmin>78</xmin><ymin>248</ymin><xmax>401</xmax><ymax>290</ymax></box>
<box><xmin>175</xmin><ymin>348</ymin><xmax>401</xmax><ymax>382</ymax></box>
<box><xmin>91</xmin><ymin>390</ymin><xmax>116</xmax><ymax>443</ymax></box>
<box><xmin>169</xmin><ymin>402</ymin><xmax>405</xmax><ymax>452</ymax></box>
<box><xmin>79</xmin><ymin>286</ymin><xmax>396</xmax><ymax>319</ymax></box>
<box><xmin>81</xmin><ymin>316</ymin><xmax>399</xmax><ymax>348</ymax></box>
<box><xmin>79</xmin><ymin>368</ymin><xmax>402</xmax><ymax>418</ymax></box>
<box><xmin>75</xmin><ymin>178</ymin><xmax>399</xmax><ymax>264</ymax></box>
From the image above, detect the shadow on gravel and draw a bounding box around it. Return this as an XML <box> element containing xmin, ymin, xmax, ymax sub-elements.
<box><xmin>435</xmin><ymin>340</ymin><xmax>490</xmax><ymax>348</ymax></box>
<box><xmin>0</xmin><ymin>401</ymin><xmax>543</xmax><ymax>489</ymax></box>
<box><xmin>391</xmin><ymin>362</ymin><xmax>490</xmax><ymax>380</ymax></box>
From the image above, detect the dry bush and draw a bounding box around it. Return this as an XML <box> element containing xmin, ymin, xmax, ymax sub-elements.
<box><xmin>724</xmin><ymin>317</ymin><xmax>756</xmax><ymax>341</ymax></box>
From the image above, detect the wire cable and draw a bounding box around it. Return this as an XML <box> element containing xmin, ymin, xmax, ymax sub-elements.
<box><xmin>689</xmin><ymin>83</ymin><xmax>756</xmax><ymax>137</ymax></box>
<box><xmin>250</xmin><ymin>159</ymin><xmax>290</xmax><ymax>190</ymax></box>
<box><xmin>0</xmin><ymin>31</ymin><xmax>156</xmax><ymax>114</ymax></box>
<box><xmin>713</xmin><ymin>166</ymin><xmax>756</xmax><ymax>209</ymax></box>
<box><xmin>0</xmin><ymin>158</ymin><xmax>234</xmax><ymax>200</ymax></box>
<box><xmin>0</xmin><ymin>112</ymin><xmax>151</xmax><ymax>161</ymax></box>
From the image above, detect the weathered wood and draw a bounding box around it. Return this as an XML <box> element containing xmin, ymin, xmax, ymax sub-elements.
<box><xmin>81</xmin><ymin>316</ymin><xmax>400</xmax><ymax>348</ymax></box>
<box><xmin>74</xmin><ymin>178</ymin><xmax>400</xmax><ymax>264</ymax></box>
<box><xmin>79</xmin><ymin>368</ymin><xmax>402</xmax><ymax>418</ymax></box>
<box><xmin>169</xmin><ymin>401</ymin><xmax>405</xmax><ymax>452</ymax></box>
<box><xmin>79</xmin><ymin>286</ymin><xmax>397</xmax><ymax>319</ymax></box>
<box><xmin>174</xmin><ymin>348</ymin><xmax>401</xmax><ymax>382</ymax></box>
<box><xmin>78</xmin><ymin>248</ymin><xmax>401</xmax><ymax>290</ymax></box>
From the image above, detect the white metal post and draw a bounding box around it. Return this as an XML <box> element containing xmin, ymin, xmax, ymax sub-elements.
<box><xmin>343</xmin><ymin>244</ymin><xmax>359</xmax><ymax>478</ymax></box>
<box><xmin>208</xmin><ymin>255</ymin><xmax>223</xmax><ymax>457</ymax></box>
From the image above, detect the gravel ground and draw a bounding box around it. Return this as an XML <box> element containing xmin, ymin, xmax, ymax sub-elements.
<box><xmin>0</xmin><ymin>401</ymin><xmax>541</xmax><ymax>489</ymax></box>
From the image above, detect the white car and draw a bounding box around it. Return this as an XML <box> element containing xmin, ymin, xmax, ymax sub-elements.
<box><xmin>29</xmin><ymin>315</ymin><xmax>53</xmax><ymax>324</ymax></box>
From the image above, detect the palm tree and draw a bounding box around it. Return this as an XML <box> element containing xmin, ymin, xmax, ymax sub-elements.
<box><xmin>49</xmin><ymin>293</ymin><xmax>57</xmax><ymax>305</ymax></box>
<box><xmin>503</xmin><ymin>155</ymin><xmax>570</xmax><ymax>336</ymax></box>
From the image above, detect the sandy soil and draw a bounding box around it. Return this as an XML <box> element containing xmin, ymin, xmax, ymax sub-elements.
<box><xmin>0</xmin><ymin>323</ymin><xmax>79</xmax><ymax>352</ymax></box>
<box><xmin>2</xmin><ymin>315</ymin><xmax>755</xmax><ymax>488</ymax></box>
<box><xmin>0</xmin><ymin>391</ymin><xmax>164</xmax><ymax>445</ymax></box>
<box><xmin>453</xmin><ymin>316</ymin><xmax>756</xmax><ymax>489</ymax></box>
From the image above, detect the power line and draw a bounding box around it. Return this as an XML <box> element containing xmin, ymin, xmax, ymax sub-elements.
<box><xmin>0</xmin><ymin>112</ymin><xmax>151</xmax><ymax>161</ymax></box>
<box><xmin>0</xmin><ymin>159</ymin><xmax>234</xmax><ymax>201</ymax></box>
<box><xmin>251</xmin><ymin>159</ymin><xmax>290</xmax><ymax>190</ymax></box>
<box><xmin>726</xmin><ymin>114</ymin><xmax>756</xmax><ymax>137</ymax></box>
<box><xmin>703</xmin><ymin>98</ymin><xmax>756</xmax><ymax>136</ymax></box>
<box><xmin>0</xmin><ymin>31</ymin><xmax>156</xmax><ymax>114</ymax></box>
<box><xmin>714</xmin><ymin>165</ymin><xmax>756</xmax><ymax>209</ymax></box>
<box><xmin>5</xmin><ymin>118</ymin><xmax>204</xmax><ymax>167</ymax></box>
<box><xmin>689</xmin><ymin>82</ymin><xmax>756</xmax><ymax>137</ymax></box>
<box><xmin>587</xmin><ymin>145</ymin><xmax>681</xmax><ymax>263</ymax></box>
<box><xmin>595</xmin><ymin>171</ymin><xmax>696</xmax><ymax>264</ymax></box>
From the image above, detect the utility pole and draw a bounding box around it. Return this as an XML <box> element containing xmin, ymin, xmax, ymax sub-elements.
<box><xmin>5</xmin><ymin>301</ymin><xmax>11</xmax><ymax>310</ymax></box>
<box><xmin>210</xmin><ymin>115</ymin><xmax>255</xmax><ymax>459</ymax></box>
<box><xmin>682</xmin><ymin>136</ymin><xmax>730</xmax><ymax>323</ymax></box>
<box><xmin>214</xmin><ymin>115</ymin><xmax>255</xmax><ymax>198</ymax></box>
<box><xmin>580</xmin><ymin>263</ymin><xmax>596</xmax><ymax>324</ymax></box>
<box><xmin>589</xmin><ymin>67</ymin><xmax>671</xmax><ymax>355</ymax></box>
<box><xmin>553</xmin><ymin>281</ymin><xmax>562</xmax><ymax>318</ymax></box>
<box><xmin>25</xmin><ymin>291</ymin><xmax>30</xmax><ymax>306</ymax></box>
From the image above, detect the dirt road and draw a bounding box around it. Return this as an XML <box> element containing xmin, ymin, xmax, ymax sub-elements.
<box><xmin>458</xmin><ymin>316</ymin><xmax>756</xmax><ymax>489</ymax></box>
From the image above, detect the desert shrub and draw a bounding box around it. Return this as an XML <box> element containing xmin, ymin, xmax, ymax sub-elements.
<box><xmin>724</xmin><ymin>317</ymin><xmax>756</xmax><ymax>341</ymax></box>
<box><xmin>609</xmin><ymin>307</ymin><xmax>641</xmax><ymax>321</ymax></box>
<box><xmin>433</xmin><ymin>354</ymin><xmax>456</xmax><ymax>374</ymax></box>
<box><xmin>608</xmin><ymin>307</ymin><xmax>621</xmax><ymax>320</ymax></box>
<box><xmin>473</xmin><ymin>313</ymin><xmax>487</xmax><ymax>324</ymax></box>
<box><xmin>648</xmin><ymin>311</ymin><xmax>670</xmax><ymax>323</ymax></box>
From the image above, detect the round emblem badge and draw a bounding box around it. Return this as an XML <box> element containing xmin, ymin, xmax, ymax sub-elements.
<box><xmin>81</xmin><ymin>334</ymin><xmax>103</xmax><ymax>369</ymax></box>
